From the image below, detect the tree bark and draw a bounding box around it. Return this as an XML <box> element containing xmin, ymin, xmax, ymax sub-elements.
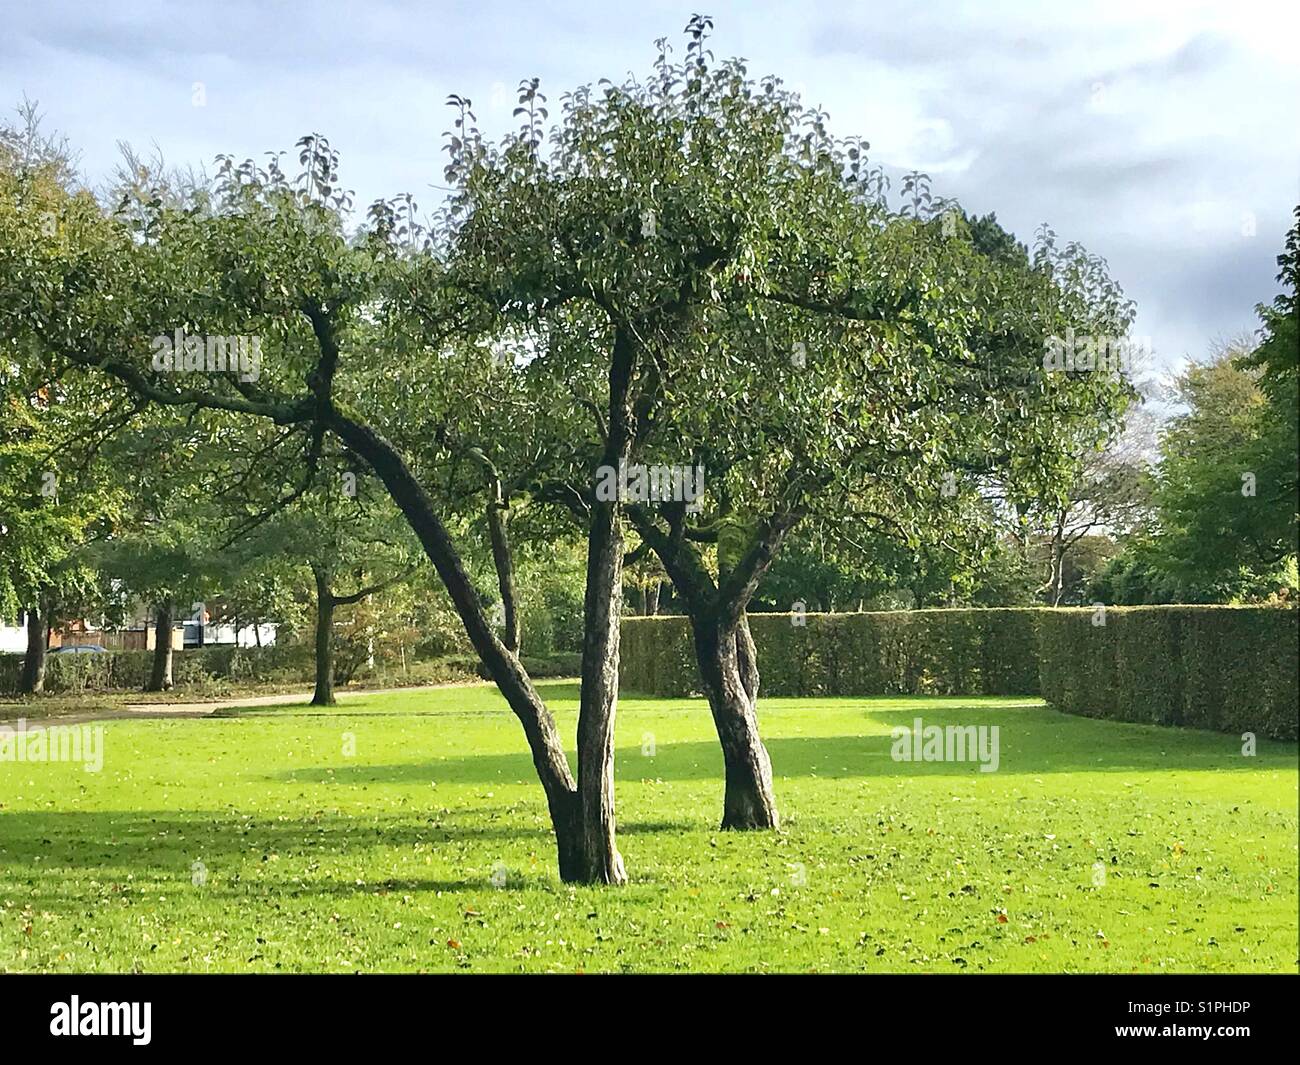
<box><xmin>486</xmin><ymin>500</ymin><xmax>522</xmax><ymax>653</ymax></box>
<box><xmin>573</xmin><ymin>486</ymin><xmax>628</xmax><ymax>884</ymax></box>
<box><xmin>1048</xmin><ymin>511</ymin><xmax>1067</xmax><ymax>606</ymax></box>
<box><xmin>312</xmin><ymin>566</ymin><xmax>335</xmax><ymax>706</ymax></box>
<box><xmin>146</xmin><ymin>600</ymin><xmax>175</xmax><ymax>691</ymax></box>
<box><xmin>325</xmin><ymin>408</ymin><xmax>587</xmax><ymax>879</ymax></box>
<box><xmin>567</xmin><ymin>324</ymin><xmax>639</xmax><ymax>884</ymax></box>
<box><xmin>645</xmin><ymin>581</ymin><xmax>660</xmax><ymax>616</ymax></box>
<box><xmin>630</xmin><ymin>504</ymin><xmax>790</xmax><ymax>832</ymax></box>
<box><xmin>19</xmin><ymin>601</ymin><xmax>47</xmax><ymax>695</ymax></box>
<box><xmin>691</xmin><ymin>611</ymin><xmax>779</xmax><ymax>830</ymax></box>
<box><xmin>1050</xmin><ymin>541</ymin><xmax>1066</xmax><ymax>606</ymax></box>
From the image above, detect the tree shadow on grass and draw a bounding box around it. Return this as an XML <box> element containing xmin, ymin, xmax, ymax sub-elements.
<box><xmin>271</xmin><ymin>705</ymin><xmax>1294</xmax><ymax>787</ymax></box>
<box><xmin>0</xmin><ymin>807</ymin><xmax>690</xmax><ymax>883</ymax></box>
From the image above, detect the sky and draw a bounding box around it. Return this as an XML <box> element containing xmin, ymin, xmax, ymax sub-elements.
<box><xmin>2</xmin><ymin>0</ymin><xmax>1297</xmax><ymax>381</ymax></box>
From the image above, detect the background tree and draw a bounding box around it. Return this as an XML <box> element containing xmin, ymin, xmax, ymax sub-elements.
<box><xmin>1089</xmin><ymin>203</ymin><xmax>1298</xmax><ymax>607</ymax></box>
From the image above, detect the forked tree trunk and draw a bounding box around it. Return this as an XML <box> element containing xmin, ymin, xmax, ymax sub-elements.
<box><xmin>19</xmin><ymin>602</ymin><xmax>47</xmax><ymax>695</ymax></box>
<box><xmin>691</xmin><ymin>610</ymin><xmax>779</xmax><ymax>830</ymax></box>
<box><xmin>146</xmin><ymin>600</ymin><xmax>175</xmax><ymax>691</ymax></box>
<box><xmin>312</xmin><ymin>567</ymin><xmax>335</xmax><ymax>706</ymax></box>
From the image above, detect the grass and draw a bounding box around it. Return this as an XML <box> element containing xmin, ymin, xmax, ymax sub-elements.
<box><xmin>0</xmin><ymin>679</ymin><xmax>1295</xmax><ymax>973</ymax></box>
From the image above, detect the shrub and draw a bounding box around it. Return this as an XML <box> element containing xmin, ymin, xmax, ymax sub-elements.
<box><xmin>622</xmin><ymin>606</ymin><xmax>1298</xmax><ymax>741</ymax></box>
<box><xmin>1036</xmin><ymin>606</ymin><xmax>1296</xmax><ymax>740</ymax></box>
<box><xmin>620</xmin><ymin>609</ymin><xmax>1043</xmax><ymax>698</ymax></box>
<box><xmin>0</xmin><ymin>643</ymin><xmax>316</xmax><ymax>696</ymax></box>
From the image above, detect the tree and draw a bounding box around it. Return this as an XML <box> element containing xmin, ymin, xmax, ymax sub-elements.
<box><xmin>0</xmin><ymin>121</ymin><xmax>633</xmax><ymax>882</ymax></box>
<box><xmin>0</xmin><ymin>104</ymin><xmax>123</xmax><ymax>691</ymax></box>
<box><xmin>1110</xmin><ymin>322</ymin><xmax>1297</xmax><ymax>602</ymax></box>
<box><xmin>445</xmin><ymin>21</ymin><xmax>1135</xmax><ymax>829</ymax></box>
<box><xmin>280</xmin><ymin>474</ymin><xmax>418</xmax><ymax>706</ymax></box>
<box><xmin>1091</xmin><ymin>204</ymin><xmax>1298</xmax><ymax>608</ymax></box>
<box><xmin>0</xmin><ymin>24</ymin><xmax>1139</xmax><ymax>874</ymax></box>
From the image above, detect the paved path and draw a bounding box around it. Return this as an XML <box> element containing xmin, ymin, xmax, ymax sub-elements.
<box><xmin>0</xmin><ymin>680</ymin><xmax>494</xmax><ymax>731</ymax></box>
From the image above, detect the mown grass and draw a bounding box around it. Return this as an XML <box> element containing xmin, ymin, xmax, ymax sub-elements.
<box><xmin>0</xmin><ymin>680</ymin><xmax>1295</xmax><ymax>972</ymax></box>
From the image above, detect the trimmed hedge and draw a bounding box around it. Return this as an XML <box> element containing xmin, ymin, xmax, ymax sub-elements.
<box><xmin>1038</xmin><ymin>606</ymin><xmax>1298</xmax><ymax>741</ymax></box>
<box><xmin>0</xmin><ymin>643</ymin><xmax>314</xmax><ymax>696</ymax></box>
<box><xmin>465</xmin><ymin>651</ymin><xmax>584</xmax><ymax>681</ymax></box>
<box><xmin>0</xmin><ymin>645</ymin><xmax>582</xmax><ymax>697</ymax></box>
<box><xmin>622</xmin><ymin>606</ymin><xmax>1299</xmax><ymax>741</ymax></box>
<box><xmin>620</xmin><ymin>609</ymin><xmax>1042</xmax><ymax>699</ymax></box>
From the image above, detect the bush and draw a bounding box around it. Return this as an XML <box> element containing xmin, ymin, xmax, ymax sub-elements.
<box><xmin>358</xmin><ymin>655</ymin><xmax>481</xmax><ymax>689</ymax></box>
<box><xmin>0</xmin><ymin>643</ymin><xmax>316</xmax><ymax>696</ymax></box>
<box><xmin>623</xmin><ymin>606</ymin><xmax>1298</xmax><ymax>741</ymax></box>
<box><xmin>465</xmin><ymin>651</ymin><xmax>583</xmax><ymax>681</ymax></box>
<box><xmin>620</xmin><ymin>609</ymin><xmax>1043</xmax><ymax>698</ymax></box>
<box><xmin>1039</xmin><ymin>605</ymin><xmax>1298</xmax><ymax>740</ymax></box>
<box><xmin>619</xmin><ymin>616</ymin><xmax>697</xmax><ymax>697</ymax></box>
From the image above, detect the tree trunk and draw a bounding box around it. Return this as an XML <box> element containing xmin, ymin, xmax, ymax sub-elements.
<box><xmin>646</xmin><ymin>581</ymin><xmax>660</xmax><ymax>616</ymax></box>
<box><xmin>564</xmin><ymin>324</ymin><xmax>639</xmax><ymax>885</ymax></box>
<box><xmin>1050</xmin><ymin>541</ymin><xmax>1066</xmax><ymax>606</ymax></box>
<box><xmin>146</xmin><ymin>600</ymin><xmax>175</xmax><ymax>691</ymax></box>
<box><xmin>312</xmin><ymin>567</ymin><xmax>335</xmax><ymax>706</ymax></box>
<box><xmin>571</xmin><ymin>488</ymin><xmax>628</xmax><ymax>884</ymax></box>
<box><xmin>325</xmin><ymin>409</ymin><xmax>584</xmax><ymax>879</ymax></box>
<box><xmin>19</xmin><ymin>602</ymin><xmax>47</xmax><ymax>695</ymax></box>
<box><xmin>691</xmin><ymin>611</ymin><xmax>779</xmax><ymax>830</ymax></box>
<box><xmin>486</xmin><ymin>500</ymin><xmax>522</xmax><ymax>653</ymax></box>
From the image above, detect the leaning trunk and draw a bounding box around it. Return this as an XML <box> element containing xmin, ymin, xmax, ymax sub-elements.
<box><xmin>312</xmin><ymin>568</ymin><xmax>335</xmax><ymax>706</ymax></box>
<box><xmin>486</xmin><ymin>501</ymin><xmax>522</xmax><ymax>653</ymax></box>
<box><xmin>19</xmin><ymin>602</ymin><xmax>47</xmax><ymax>695</ymax></box>
<box><xmin>325</xmin><ymin>408</ymin><xmax>582</xmax><ymax>878</ymax></box>
<box><xmin>146</xmin><ymin>600</ymin><xmax>175</xmax><ymax>691</ymax></box>
<box><xmin>691</xmin><ymin>611</ymin><xmax>779</xmax><ymax>830</ymax></box>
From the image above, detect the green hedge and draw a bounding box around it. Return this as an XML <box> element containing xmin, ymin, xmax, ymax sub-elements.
<box><xmin>622</xmin><ymin>606</ymin><xmax>1298</xmax><ymax>741</ymax></box>
<box><xmin>465</xmin><ymin>651</ymin><xmax>584</xmax><ymax>681</ymax></box>
<box><xmin>0</xmin><ymin>643</ymin><xmax>315</xmax><ymax>696</ymax></box>
<box><xmin>620</xmin><ymin>609</ymin><xmax>1042</xmax><ymax>699</ymax></box>
<box><xmin>1038</xmin><ymin>606</ymin><xmax>1298</xmax><ymax>740</ymax></box>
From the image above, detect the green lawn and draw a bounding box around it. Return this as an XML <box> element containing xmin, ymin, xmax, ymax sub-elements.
<box><xmin>1</xmin><ymin>680</ymin><xmax>1295</xmax><ymax>972</ymax></box>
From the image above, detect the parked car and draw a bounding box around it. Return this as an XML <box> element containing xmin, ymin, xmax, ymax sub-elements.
<box><xmin>49</xmin><ymin>644</ymin><xmax>109</xmax><ymax>654</ymax></box>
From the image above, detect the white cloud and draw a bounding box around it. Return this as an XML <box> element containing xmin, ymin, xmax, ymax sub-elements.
<box><xmin>1</xmin><ymin>0</ymin><xmax>1294</xmax><ymax>375</ymax></box>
